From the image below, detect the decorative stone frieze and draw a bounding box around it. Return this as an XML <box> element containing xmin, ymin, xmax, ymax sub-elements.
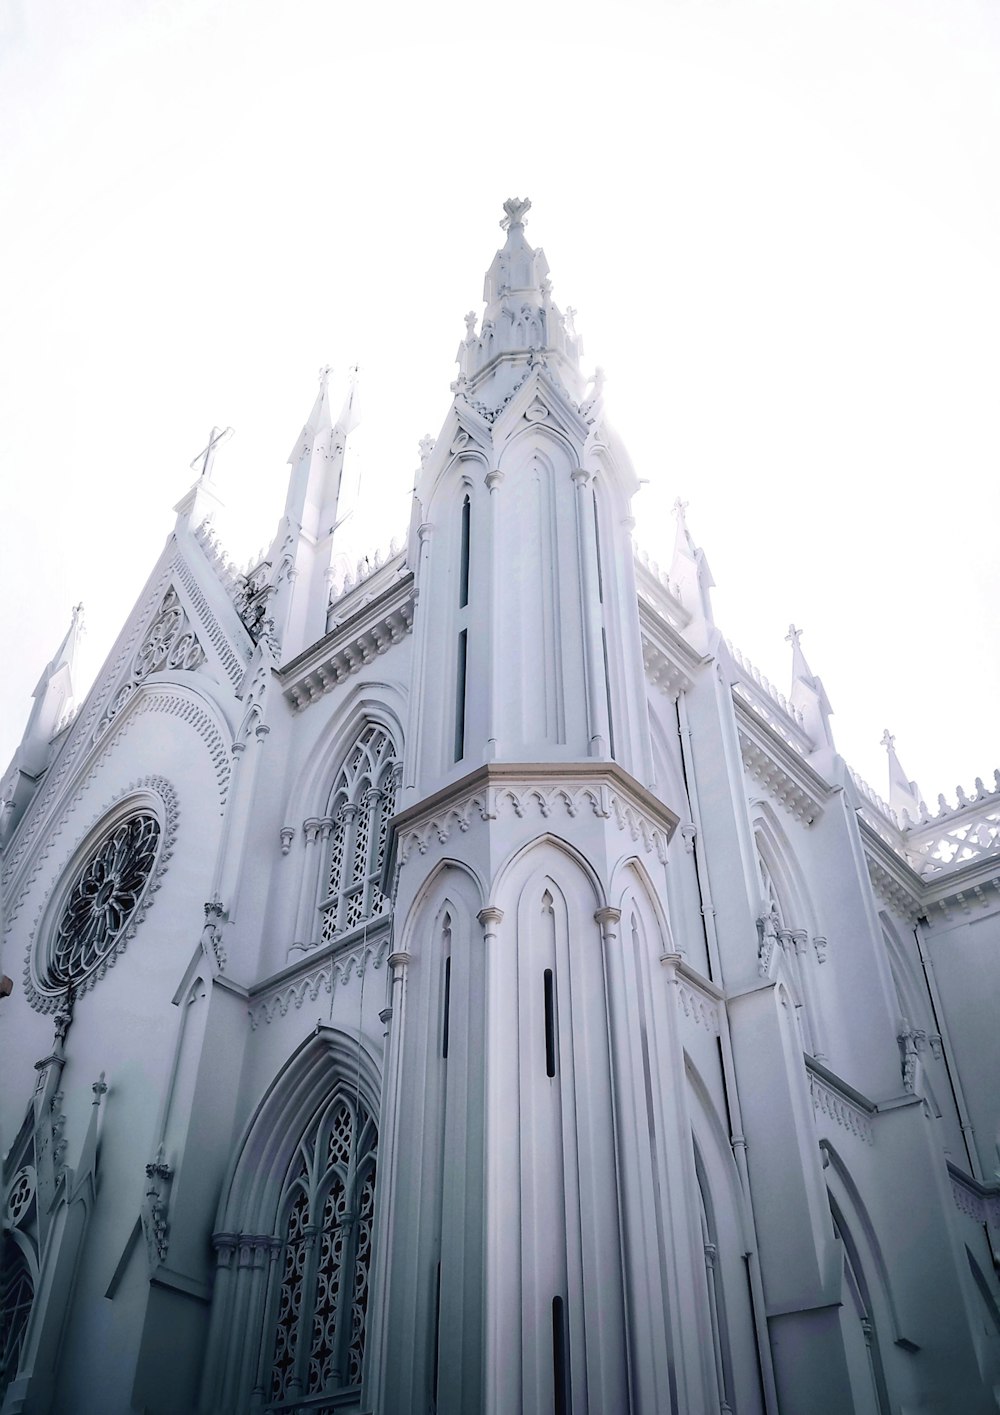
<box><xmin>808</xmin><ymin>1064</ymin><xmax>875</xmax><ymax>1145</ymax></box>
<box><xmin>249</xmin><ymin>932</ymin><xmax>390</xmax><ymax>1029</ymax></box>
<box><xmin>392</xmin><ymin>763</ymin><xmax>679</xmax><ymax>867</ymax></box>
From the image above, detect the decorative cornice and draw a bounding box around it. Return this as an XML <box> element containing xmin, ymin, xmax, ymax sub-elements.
<box><xmin>659</xmin><ymin>953</ymin><xmax>723</xmax><ymax>1034</ymax></box>
<box><xmin>281</xmin><ymin>576</ymin><xmax>415</xmax><ymax>713</ymax></box>
<box><xmin>392</xmin><ymin>762</ymin><xmax>680</xmax><ymax>867</ymax></box>
<box><xmin>807</xmin><ymin>1057</ymin><xmax>875</xmax><ymax>1145</ymax></box>
<box><xmin>734</xmin><ymin>698</ymin><xmax>831</xmax><ymax>826</ymax></box>
<box><xmin>171</xmin><ymin>554</ymin><xmax>249</xmax><ymax>688</ymax></box>
<box><xmin>947</xmin><ymin>1163</ymin><xmax>1000</xmax><ymax>1229</ymax></box>
<box><xmin>249</xmin><ymin>929</ymin><xmax>390</xmax><ymax>1028</ymax></box>
<box><xmin>639</xmin><ymin>599</ymin><xmax>703</xmax><ymax>700</ymax></box>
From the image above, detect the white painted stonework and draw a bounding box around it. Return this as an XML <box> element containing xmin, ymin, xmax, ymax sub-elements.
<box><xmin>2</xmin><ymin>200</ymin><xmax>999</xmax><ymax>1415</ymax></box>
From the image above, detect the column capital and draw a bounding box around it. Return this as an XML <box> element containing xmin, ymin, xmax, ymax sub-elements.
<box><xmin>485</xmin><ymin>469</ymin><xmax>504</xmax><ymax>493</ymax></box>
<box><xmin>388</xmin><ymin>950</ymin><xmax>411</xmax><ymax>975</ymax></box>
<box><xmin>477</xmin><ymin>906</ymin><xmax>504</xmax><ymax>931</ymax></box>
<box><xmin>594</xmin><ymin>906</ymin><xmax>622</xmax><ymax>931</ymax></box>
<box><xmin>303</xmin><ymin>816</ymin><xmax>323</xmax><ymax>844</ymax></box>
<box><xmin>571</xmin><ymin>466</ymin><xmax>593</xmax><ymax>488</ymax></box>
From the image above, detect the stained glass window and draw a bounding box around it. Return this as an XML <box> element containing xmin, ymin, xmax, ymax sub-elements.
<box><xmin>320</xmin><ymin>725</ymin><xmax>399</xmax><ymax>944</ymax></box>
<box><xmin>266</xmin><ymin>1093</ymin><xmax>378</xmax><ymax>1406</ymax></box>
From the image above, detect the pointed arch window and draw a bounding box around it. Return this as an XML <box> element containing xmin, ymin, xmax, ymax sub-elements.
<box><xmin>266</xmin><ymin>1092</ymin><xmax>378</xmax><ymax>1406</ymax></box>
<box><xmin>320</xmin><ymin>725</ymin><xmax>400</xmax><ymax>945</ymax></box>
<box><xmin>0</xmin><ymin>1235</ymin><xmax>33</xmax><ymax>1402</ymax></box>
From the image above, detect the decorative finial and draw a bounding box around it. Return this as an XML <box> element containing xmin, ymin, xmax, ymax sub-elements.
<box><xmin>318</xmin><ymin>364</ymin><xmax>332</xmax><ymax>390</ymax></box>
<box><xmin>418</xmin><ymin>434</ymin><xmax>435</xmax><ymax>466</ymax></box>
<box><xmin>785</xmin><ymin>624</ymin><xmax>802</xmax><ymax>648</ymax></box>
<box><xmin>92</xmin><ymin>1071</ymin><xmax>108</xmax><ymax>1100</ymax></box>
<box><xmin>464</xmin><ymin>311</ymin><xmax>477</xmax><ymax>340</ymax></box>
<box><xmin>672</xmin><ymin>498</ymin><xmax>689</xmax><ymax>521</ymax></box>
<box><xmin>500</xmin><ymin>196</ymin><xmax>531</xmax><ymax>232</ymax></box>
<box><xmin>880</xmin><ymin>729</ymin><xmax>896</xmax><ymax>753</ymax></box>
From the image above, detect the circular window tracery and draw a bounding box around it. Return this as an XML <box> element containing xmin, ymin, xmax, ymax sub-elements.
<box><xmin>45</xmin><ymin>812</ymin><xmax>160</xmax><ymax>990</ymax></box>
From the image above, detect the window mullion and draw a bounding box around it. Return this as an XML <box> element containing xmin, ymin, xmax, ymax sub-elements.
<box><xmin>338</xmin><ymin>804</ymin><xmax>361</xmax><ymax>932</ymax></box>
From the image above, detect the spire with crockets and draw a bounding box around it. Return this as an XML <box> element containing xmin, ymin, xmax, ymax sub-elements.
<box><xmin>454</xmin><ymin>197</ymin><xmax>586</xmax><ymax>405</ymax></box>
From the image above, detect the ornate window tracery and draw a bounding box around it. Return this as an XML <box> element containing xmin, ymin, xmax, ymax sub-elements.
<box><xmin>0</xmin><ymin>1236</ymin><xmax>33</xmax><ymax>1401</ymax></box>
<box><xmin>320</xmin><ymin>725</ymin><xmax>399</xmax><ymax>945</ymax></box>
<box><xmin>265</xmin><ymin>1093</ymin><xmax>378</xmax><ymax>1406</ymax></box>
<box><xmin>44</xmin><ymin>811</ymin><xmax>161</xmax><ymax>991</ymax></box>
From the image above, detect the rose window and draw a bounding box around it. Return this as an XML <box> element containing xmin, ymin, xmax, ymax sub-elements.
<box><xmin>46</xmin><ymin>813</ymin><xmax>160</xmax><ymax>989</ymax></box>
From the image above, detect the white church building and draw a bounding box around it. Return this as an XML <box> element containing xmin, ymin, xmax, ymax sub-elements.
<box><xmin>2</xmin><ymin>199</ymin><xmax>999</xmax><ymax>1415</ymax></box>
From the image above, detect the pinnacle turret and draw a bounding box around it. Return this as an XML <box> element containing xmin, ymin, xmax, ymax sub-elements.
<box><xmin>455</xmin><ymin>198</ymin><xmax>585</xmax><ymax>404</ymax></box>
<box><xmin>268</xmin><ymin>366</ymin><xmax>361</xmax><ymax>659</ymax></box>
<box><xmin>786</xmin><ymin>624</ymin><xmax>835</xmax><ymax>756</ymax></box>
<box><xmin>881</xmin><ymin>730</ymin><xmax>925</xmax><ymax>823</ymax></box>
<box><xmin>668</xmin><ymin>499</ymin><xmax>715</xmax><ymax>648</ymax></box>
<box><xmin>1</xmin><ymin>603</ymin><xmax>85</xmax><ymax>842</ymax></box>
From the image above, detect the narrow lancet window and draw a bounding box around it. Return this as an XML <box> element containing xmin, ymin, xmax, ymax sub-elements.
<box><xmin>459</xmin><ymin>494</ymin><xmax>471</xmax><ymax>608</ymax></box>
<box><xmin>454</xmin><ymin>629</ymin><xmax>468</xmax><ymax>762</ymax></box>
<box><xmin>552</xmin><ymin>1295</ymin><xmax>569</xmax><ymax>1415</ymax></box>
<box><xmin>543</xmin><ymin>968</ymin><xmax>557</xmax><ymax>1077</ymax></box>
<box><xmin>442</xmin><ymin>955</ymin><xmax>452</xmax><ymax>1059</ymax></box>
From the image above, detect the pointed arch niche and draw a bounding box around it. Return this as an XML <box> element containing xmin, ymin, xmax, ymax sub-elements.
<box><xmin>752</xmin><ymin>808</ymin><xmax>825</xmax><ymax>1059</ymax></box>
<box><xmin>378</xmin><ymin>860</ymin><xmax>487</xmax><ymax>1415</ymax></box>
<box><xmin>686</xmin><ymin>1059</ymin><xmax>766</xmax><ymax>1415</ymax></box>
<box><xmin>200</xmin><ymin>1028</ymin><xmax>382</xmax><ymax>1415</ymax></box>
<box><xmin>485</xmin><ymin>835</ymin><xmax>628</xmax><ymax>1412</ymax></box>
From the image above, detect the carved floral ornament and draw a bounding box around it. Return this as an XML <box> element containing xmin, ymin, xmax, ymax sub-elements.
<box><xmin>23</xmin><ymin>778</ymin><xmax>179</xmax><ymax>1013</ymax></box>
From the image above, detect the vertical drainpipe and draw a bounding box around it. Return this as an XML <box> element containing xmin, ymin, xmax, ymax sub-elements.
<box><xmin>676</xmin><ymin>691</ymin><xmax>780</xmax><ymax>1415</ymax></box>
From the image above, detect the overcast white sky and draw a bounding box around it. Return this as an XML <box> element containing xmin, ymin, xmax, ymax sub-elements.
<box><xmin>2</xmin><ymin>0</ymin><xmax>998</xmax><ymax>807</ymax></box>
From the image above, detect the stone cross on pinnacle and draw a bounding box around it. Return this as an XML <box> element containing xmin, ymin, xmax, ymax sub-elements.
<box><xmin>190</xmin><ymin>426</ymin><xmax>234</xmax><ymax>481</ymax></box>
<box><xmin>880</xmin><ymin>729</ymin><xmax>896</xmax><ymax>753</ymax></box>
<box><xmin>785</xmin><ymin>624</ymin><xmax>802</xmax><ymax>648</ymax></box>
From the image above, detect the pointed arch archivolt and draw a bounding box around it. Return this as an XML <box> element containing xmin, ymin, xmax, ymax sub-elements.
<box><xmin>288</xmin><ymin>680</ymin><xmax>406</xmax><ymax>823</ymax></box>
<box><xmin>488</xmin><ymin>832</ymin><xmax>607</xmax><ymax>915</ymax></box>
<box><xmin>750</xmin><ymin>801</ymin><xmax>816</xmax><ymax>933</ymax></box>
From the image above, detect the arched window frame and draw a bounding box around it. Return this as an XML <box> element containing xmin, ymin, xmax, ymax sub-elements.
<box><xmin>320</xmin><ymin>725</ymin><xmax>400</xmax><ymax>945</ymax></box>
<box><xmin>264</xmin><ymin>1089</ymin><xmax>378</xmax><ymax>1407</ymax></box>
<box><xmin>0</xmin><ymin>1233</ymin><xmax>34</xmax><ymax>1403</ymax></box>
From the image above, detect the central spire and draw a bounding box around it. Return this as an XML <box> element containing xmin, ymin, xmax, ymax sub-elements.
<box><xmin>455</xmin><ymin>197</ymin><xmax>585</xmax><ymax>403</ymax></box>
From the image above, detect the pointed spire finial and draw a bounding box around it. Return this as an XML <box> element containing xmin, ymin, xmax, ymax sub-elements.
<box><xmin>335</xmin><ymin>364</ymin><xmax>360</xmax><ymax>435</ymax></box>
<box><xmin>881</xmin><ymin>729</ymin><xmax>924</xmax><ymax>821</ymax></box>
<box><xmin>786</xmin><ymin>623</ymin><xmax>803</xmax><ymax>648</ymax></box>
<box><xmin>672</xmin><ymin>497</ymin><xmax>689</xmax><ymax>524</ymax></box>
<box><xmin>464</xmin><ymin>311</ymin><xmax>477</xmax><ymax>340</ymax></box>
<box><xmin>500</xmin><ymin>196</ymin><xmax>531</xmax><ymax>232</ymax></box>
<box><xmin>318</xmin><ymin>364</ymin><xmax>332</xmax><ymax>391</ymax></box>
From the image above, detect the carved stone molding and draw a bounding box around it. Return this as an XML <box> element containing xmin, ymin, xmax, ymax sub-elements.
<box><xmin>736</xmin><ymin>704</ymin><xmax>829</xmax><ymax>826</ymax></box>
<box><xmin>394</xmin><ymin>764</ymin><xmax>678</xmax><ymax>867</ymax></box>
<box><xmin>249</xmin><ymin>933</ymin><xmax>390</xmax><ymax>1029</ymax></box>
<box><xmin>948</xmin><ymin>1165</ymin><xmax>1000</xmax><ymax>1228</ymax></box>
<box><xmin>171</xmin><ymin>555</ymin><xmax>248</xmax><ymax>687</ymax></box>
<box><xmin>283</xmin><ymin>581</ymin><xmax>416</xmax><ymax>713</ymax></box>
<box><xmin>808</xmin><ymin>1063</ymin><xmax>874</xmax><ymax>1145</ymax></box>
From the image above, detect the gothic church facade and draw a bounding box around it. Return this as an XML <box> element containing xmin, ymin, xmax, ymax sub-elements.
<box><xmin>2</xmin><ymin>200</ymin><xmax>999</xmax><ymax>1415</ymax></box>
